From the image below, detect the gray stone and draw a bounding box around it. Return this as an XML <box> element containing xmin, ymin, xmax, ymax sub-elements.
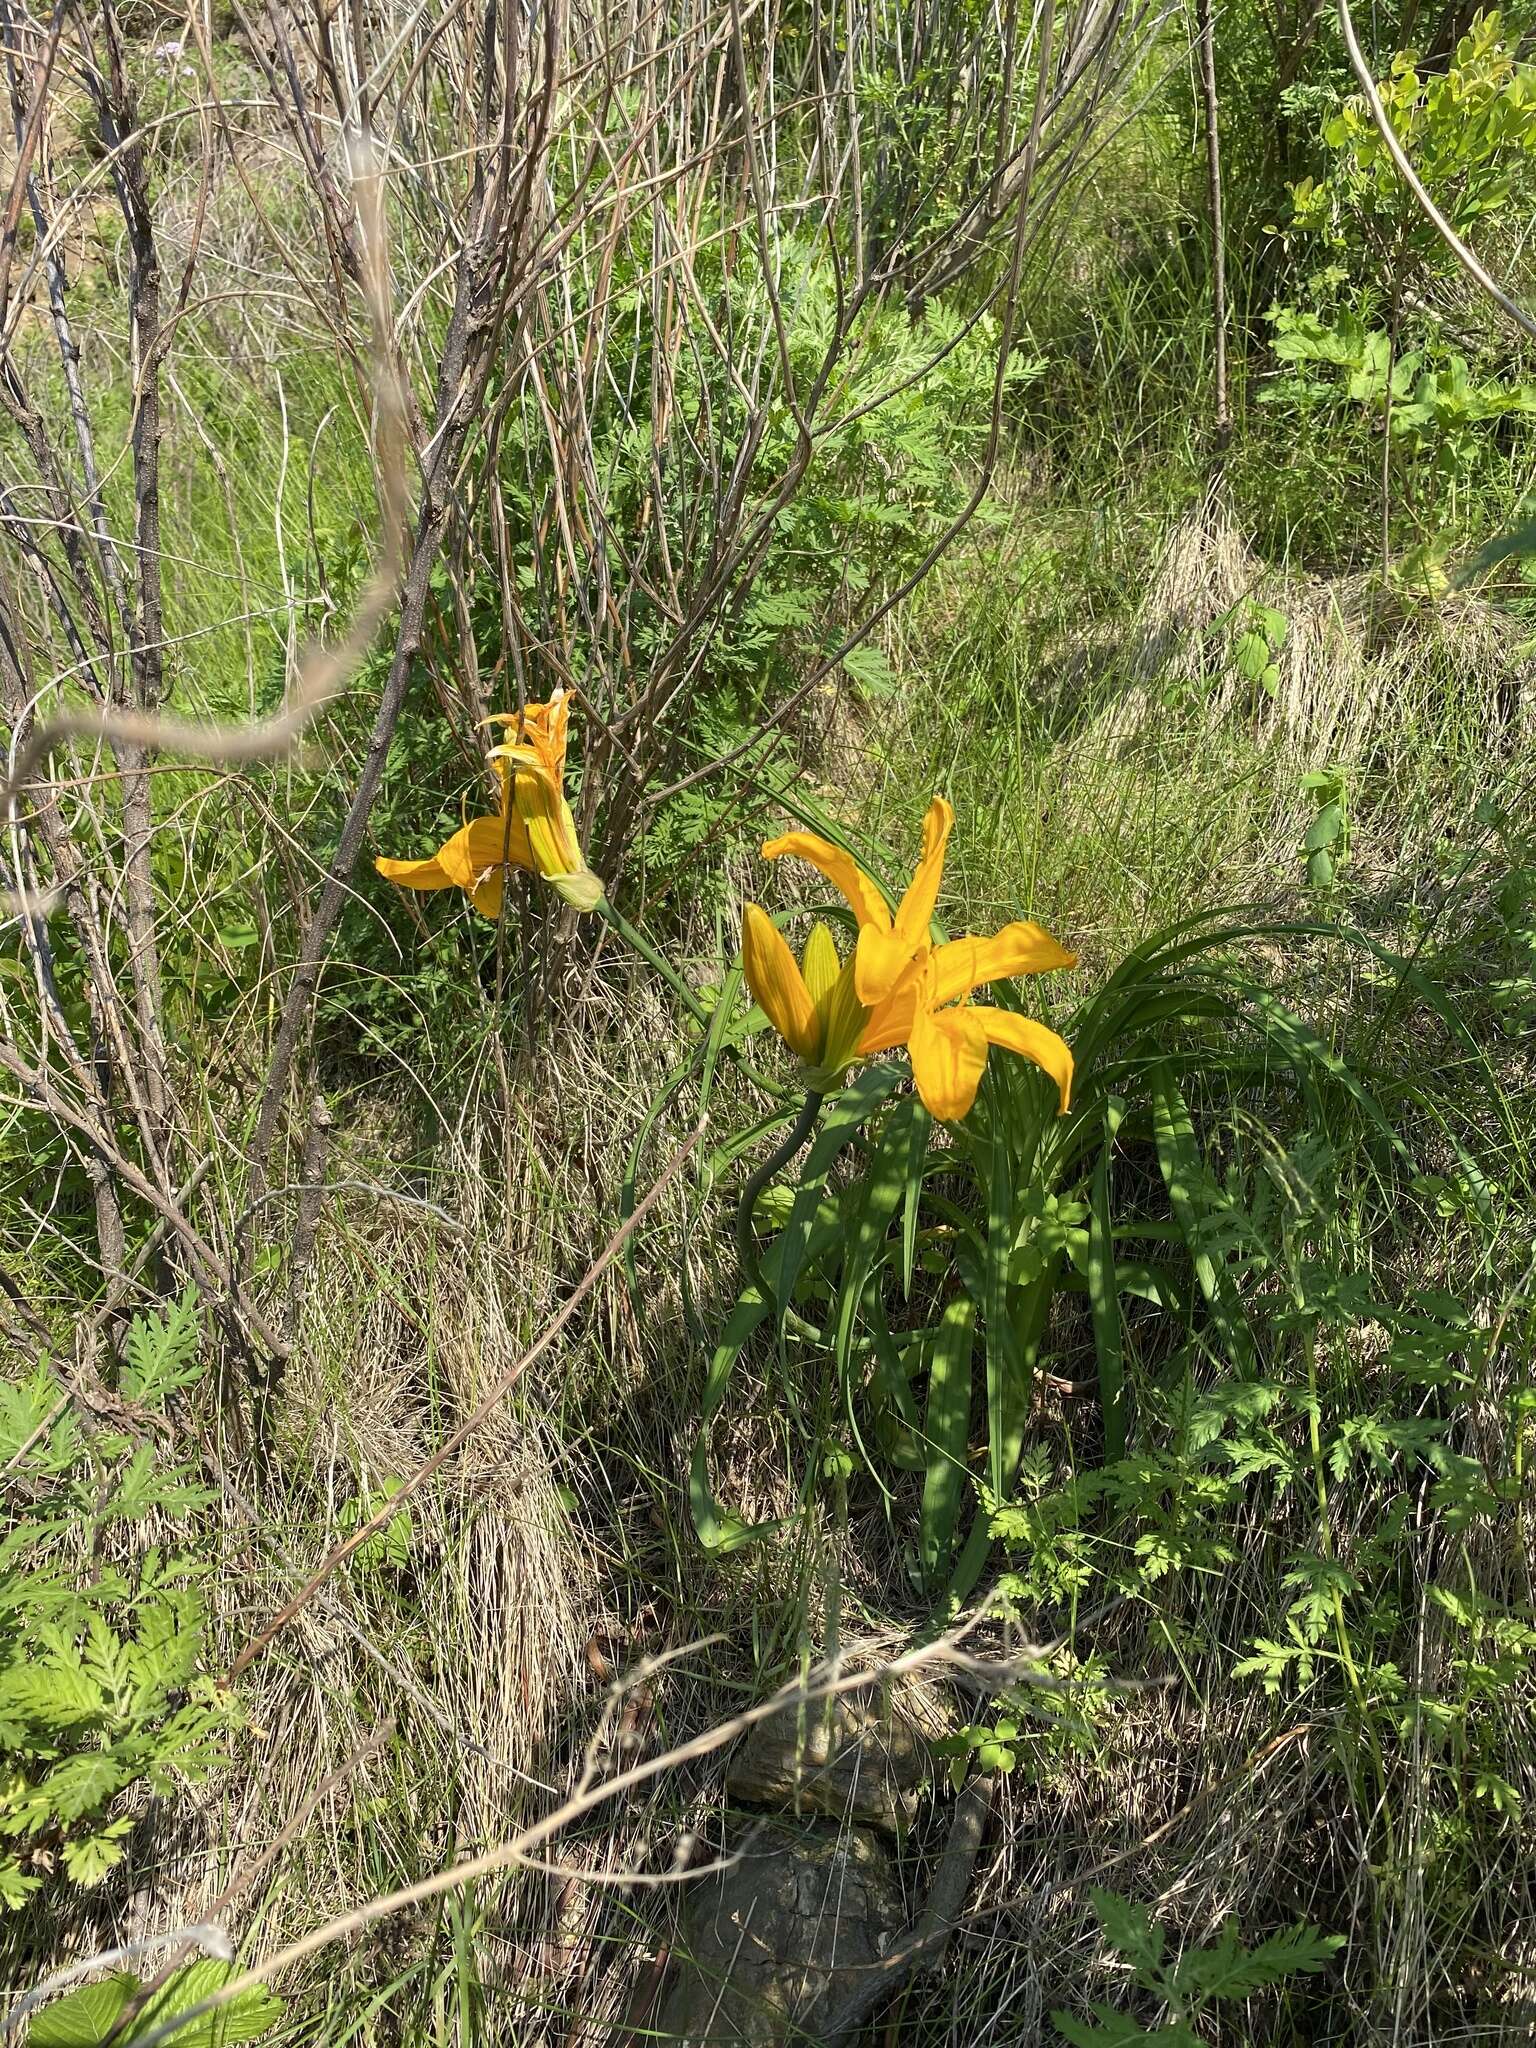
<box><xmin>725</xmin><ymin>1693</ymin><xmax>935</xmax><ymax>1833</ymax></box>
<box><xmin>659</xmin><ymin>1819</ymin><xmax>906</xmax><ymax>2046</ymax></box>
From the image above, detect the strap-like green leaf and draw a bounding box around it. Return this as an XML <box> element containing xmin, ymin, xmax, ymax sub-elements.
<box><xmin>1150</xmin><ymin>1063</ymin><xmax>1256</xmax><ymax>1375</ymax></box>
<box><xmin>832</xmin><ymin>1095</ymin><xmax>920</xmax><ymax>1390</ymax></box>
<box><xmin>919</xmin><ymin>1296</ymin><xmax>976</xmax><ymax>1589</ymax></box>
<box><xmin>690</xmin><ymin>1205</ymin><xmax>843</xmax><ymax>1552</ymax></box>
<box><xmin>774</xmin><ymin>1064</ymin><xmax>902</xmax><ymax>1345</ymax></box>
<box><xmin>1088</xmin><ymin>1142</ymin><xmax>1127</xmax><ymax>1462</ymax></box>
<box><xmin>900</xmin><ymin>1098</ymin><xmax>932</xmax><ymax>1299</ymax></box>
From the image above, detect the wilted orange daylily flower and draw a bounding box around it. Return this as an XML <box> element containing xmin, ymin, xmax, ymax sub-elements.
<box><xmin>752</xmin><ymin>798</ymin><xmax>1077</xmax><ymax>1120</ymax></box>
<box><xmin>375</xmin><ymin>691</ymin><xmax>603</xmax><ymax>918</ymax></box>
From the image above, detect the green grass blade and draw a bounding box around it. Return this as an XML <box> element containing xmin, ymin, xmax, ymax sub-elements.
<box><xmin>1150</xmin><ymin>1062</ymin><xmax>1256</xmax><ymax>1375</ymax></box>
<box><xmin>774</xmin><ymin>1064</ymin><xmax>902</xmax><ymax>1343</ymax></box>
<box><xmin>900</xmin><ymin>1098</ymin><xmax>932</xmax><ymax>1300</ymax></box>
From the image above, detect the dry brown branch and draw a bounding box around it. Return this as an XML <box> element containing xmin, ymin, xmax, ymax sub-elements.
<box><xmin>822</xmin><ymin>1771</ymin><xmax>998</xmax><ymax>2040</ymax></box>
<box><xmin>0</xmin><ymin>149</ymin><xmax>408</xmax><ymax>817</ymax></box>
<box><xmin>93</xmin><ymin>1722</ymin><xmax>397</xmax><ymax>2048</ymax></box>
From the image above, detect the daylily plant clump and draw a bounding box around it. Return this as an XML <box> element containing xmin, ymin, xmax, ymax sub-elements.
<box><xmin>375</xmin><ymin>691</ymin><xmax>603</xmax><ymax>916</ymax></box>
<box><xmin>742</xmin><ymin>797</ymin><xmax>1076</xmax><ymax>1121</ymax></box>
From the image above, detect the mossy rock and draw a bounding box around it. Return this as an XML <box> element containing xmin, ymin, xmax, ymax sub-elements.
<box><xmin>658</xmin><ymin>1818</ymin><xmax>905</xmax><ymax>2046</ymax></box>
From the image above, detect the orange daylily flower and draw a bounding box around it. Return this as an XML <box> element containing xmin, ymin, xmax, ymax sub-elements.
<box><xmin>858</xmin><ymin>945</ymin><xmax>1076</xmax><ymax>1121</ymax></box>
<box><xmin>375</xmin><ymin>691</ymin><xmax>603</xmax><ymax>918</ymax></box>
<box><xmin>753</xmin><ymin>798</ymin><xmax>1077</xmax><ymax>1120</ymax></box>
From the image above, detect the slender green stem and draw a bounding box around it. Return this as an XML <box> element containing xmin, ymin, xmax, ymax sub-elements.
<box><xmin>736</xmin><ymin>1090</ymin><xmax>824</xmax><ymax>1310</ymax></box>
<box><xmin>1304</xmin><ymin>1312</ymin><xmax>1394</xmax><ymax>1857</ymax></box>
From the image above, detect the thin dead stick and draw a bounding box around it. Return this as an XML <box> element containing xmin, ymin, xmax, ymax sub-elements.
<box><xmin>1194</xmin><ymin>0</ymin><xmax>1229</xmax><ymax>446</ymax></box>
<box><xmin>3</xmin><ymin>1928</ymin><xmax>232</xmax><ymax>2044</ymax></box>
<box><xmin>127</xmin><ymin>1629</ymin><xmax>1047</xmax><ymax>2048</ymax></box>
<box><xmin>225</xmin><ymin>1121</ymin><xmax>706</xmax><ymax>1681</ymax></box>
<box><xmin>1336</xmin><ymin>0</ymin><xmax>1536</xmax><ymax>345</ymax></box>
<box><xmin>0</xmin><ymin>1039</ymin><xmax>288</xmax><ymax>1355</ymax></box>
<box><xmin>0</xmin><ymin>0</ymin><xmax>67</xmax><ymax>334</ymax></box>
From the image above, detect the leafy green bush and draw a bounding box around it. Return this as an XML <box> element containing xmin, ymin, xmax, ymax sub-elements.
<box><xmin>1262</xmin><ymin>12</ymin><xmax>1536</xmax><ymax>554</ymax></box>
<box><xmin>0</xmin><ymin>1292</ymin><xmax>234</xmax><ymax>1910</ymax></box>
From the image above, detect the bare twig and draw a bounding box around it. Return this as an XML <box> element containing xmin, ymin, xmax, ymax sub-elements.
<box><xmin>128</xmin><ymin>1628</ymin><xmax>1049</xmax><ymax>2048</ymax></box>
<box><xmin>0</xmin><ymin>147</ymin><xmax>408</xmax><ymax>818</ymax></box>
<box><xmin>821</xmin><ymin>1773</ymin><xmax>998</xmax><ymax>2041</ymax></box>
<box><xmin>95</xmin><ymin>1723</ymin><xmax>396</xmax><ymax>2048</ymax></box>
<box><xmin>1195</xmin><ymin>0</ymin><xmax>1230</xmax><ymax>446</ymax></box>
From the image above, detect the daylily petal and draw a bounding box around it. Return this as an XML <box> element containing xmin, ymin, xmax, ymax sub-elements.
<box><xmin>977</xmin><ymin>1007</ymin><xmax>1074</xmax><ymax>1114</ymax></box>
<box><xmin>908</xmin><ymin>1001</ymin><xmax>989</xmax><ymax>1122</ymax></box>
<box><xmin>488</xmin><ymin>743</ymin><xmax>562</xmax><ymax>802</ymax></box>
<box><xmin>535</xmin><ymin>692</ymin><xmax>571</xmax><ymax>778</ymax></box>
<box><xmin>854</xmin><ymin>927</ymin><xmax>916</xmax><ymax>1006</ymax></box>
<box><xmin>929</xmin><ymin>921</ymin><xmax>1077</xmax><ymax>1007</ymax></box>
<box><xmin>381</xmin><ymin>694</ymin><xmax>599</xmax><ymax>920</ymax></box>
<box><xmin>530</xmin><ymin>794</ymin><xmax>586</xmax><ymax>880</ymax></box>
<box><xmin>896</xmin><ymin>797</ymin><xmax>953</xmax><ymax>943</ymax></box>
<box><xmin>762</xmin><ymin>830</ymin><xmax>892</xmax><ymax>935</ymax></box>
<box><xmin>854</xmin><ymin>797</ymin><xmax>952</xmax><ymax>1003</ymax></box>
<box><xmin>435</xmin><ymin>812</ymin><xmax>533</xmax><ymax>891</ymax></box>
<box><xmin>742</xmin><ymin>904</ymin><xmax>821</xmax><ymax>1063</ymax></box>
<box><xmin>801</xmin><ymin>922</ymin><xmax>841</xmax><ymax>1010</ymax></box>
<box><xmin>856</xmin><ymin>969</ymin><xmax>921</xmax><ymax>1055</ymax></box>
<box><xmin>489</xmin><ymin>747</ymin><xmax>594</xmax><ymax>892</ymax></box>
<box><xmin>374</xmin><ymin>850</ymin><xmax>458</xmax><ymax>892</ymax></box>
<box><xmin>488</xmin><ymin>691</ymin><xmax>570</xmax><ymax>779</ymax></box>
<box><xmin>470</xmin><ymin>868</ymin><xmax>506</xmax><ymax>920</ymax></box>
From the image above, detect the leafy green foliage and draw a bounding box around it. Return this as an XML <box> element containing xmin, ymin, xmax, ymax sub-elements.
<box><xmin>694</xmin><ymin>904</ymin><xmax>1422</xmax><ymax>1600</ymax></box>
<box><xmin>1051</xmin><ymin>1887</ymin><xmax>1341</xmax><ymax>2044</ymax></box>
<box><xmin>0</xmin><ymin>1294</ymin><xmax>234</xmax><ymax>1911</ymax></box>
<box><xmin>1290</xmin><ymin>16</ymin><xmax>1536</xmax><ymax>257</ymax></box>
<box><xmin>1265</xmin><ymin>13</ymin><xmax>1536</xmax><ymax>550</ymax></box>
<box><xmin>1226</xmin><ymin>599</ymin><xmax>1288</xmax><ymax>701</ymax></box>
<box><xmin>28</xmin><ymin>1961</ymin><xmax>282</xmax><ymax>2047</ymax></box>
<box><xmin>1300</xmin><ymin>767</ymin><xmax>1349</xmax><ymax>887</ymax></box>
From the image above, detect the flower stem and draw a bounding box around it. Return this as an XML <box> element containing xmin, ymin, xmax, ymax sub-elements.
<box><xmin>736</xmin><ymin>1090</ymin><xmax>824</xmax><ymax>1310</ymax></box>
